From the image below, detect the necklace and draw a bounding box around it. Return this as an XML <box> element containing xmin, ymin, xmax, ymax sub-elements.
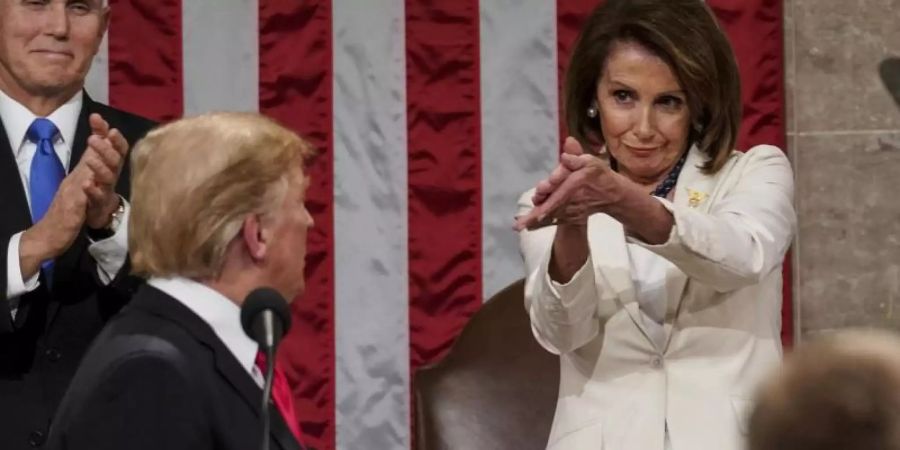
<box><xmin>650</xmin><ymin>151</ymin><xmax>688</xmax><ymax>198</ymax></box>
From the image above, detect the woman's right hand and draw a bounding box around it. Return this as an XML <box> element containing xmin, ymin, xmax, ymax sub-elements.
<box><xmin>516</xmin><ymin>137</ymin><xmax>624</xmax><ymax>231</ymax></box>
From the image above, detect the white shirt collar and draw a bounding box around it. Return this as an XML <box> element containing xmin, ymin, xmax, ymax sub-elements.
<box><xmin>148</xmin><ymin>276</ymin><xmax>259</xmax><ymax>379</ymax></box>
<box><xmin>0</xmin><ymin>88</ymin><xmax>83</xmax><ymax>157</ymax></box>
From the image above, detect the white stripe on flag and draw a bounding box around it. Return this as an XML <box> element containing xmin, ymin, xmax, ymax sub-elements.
<box><xmin>182</xmin><ymin>0</ymin><xmax>259</xmax><ymax>115</ymax></box>
<box><xmin>85</xmin><ymin>31</ymin><xmax>109</xmax><ymax>104</ymax></box>
<box><xmin>333</xmin><ymin>1</ymin><xmax>410</xmax><ymax>449</ymax></box>
<box><xmin>480</xmin><ymin>0</ymin><xmax>559</xmax><ymax>298</ymax></box>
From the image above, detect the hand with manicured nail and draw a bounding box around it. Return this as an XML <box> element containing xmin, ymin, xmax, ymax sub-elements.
<box><xmin>515</xmin><ymin>136</ymin><xmax>626</xmax><ymax>231</ymax></box>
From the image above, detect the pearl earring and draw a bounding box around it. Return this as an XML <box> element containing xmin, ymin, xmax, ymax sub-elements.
<box><xmin>587</xmin><ymin>105</ymin><xmax>598</xmax><ymax>118</ymax></box>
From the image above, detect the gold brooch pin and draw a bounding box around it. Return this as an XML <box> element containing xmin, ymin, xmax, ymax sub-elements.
<box><xmin>686</xmin><ymin>189</ymin><xmax>708</xmax><ymax>208</ymax></box>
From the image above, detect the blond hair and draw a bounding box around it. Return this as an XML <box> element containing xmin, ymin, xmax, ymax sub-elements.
<box><xmin>129</xmin><ymin>112</ymin><xmax>314</xmax><ymax>279</ymax></box>
<box><xmin>750</xmin><ymin>329</ymin><xmax>900</xmax><ymax>450</ymax></box>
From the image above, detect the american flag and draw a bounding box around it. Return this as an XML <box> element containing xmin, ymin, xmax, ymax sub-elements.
<box><xmin>87</xmin><ymin>1</ymin><xmax>787</xmax><ymax>448</ymax></box>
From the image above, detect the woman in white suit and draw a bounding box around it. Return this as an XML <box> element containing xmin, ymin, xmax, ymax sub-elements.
<box><xmin>514</xmin><ymin>1</ymin><xmax>795</xmax><ymax>449</ymax></box>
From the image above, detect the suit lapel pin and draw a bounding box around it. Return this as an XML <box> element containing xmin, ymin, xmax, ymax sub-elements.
<box><xmin>686</xmin><ymin>188</ymin><xmax>708</xmax><ymax>208</ymax></box>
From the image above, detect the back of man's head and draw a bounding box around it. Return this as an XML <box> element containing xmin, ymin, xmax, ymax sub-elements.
<box><xmin>128</xmin><ymin>112</ymin><xmax>314</xmax><ymax>280</ymax></box>
<box><xmin>749</xmin><ymin>329</ymin><xmax>900</xmax><ymax>450</ymax></box>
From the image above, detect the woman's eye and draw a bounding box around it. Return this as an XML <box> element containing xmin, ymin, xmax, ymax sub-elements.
<box><xmin>658</xmin><ymin>95</ymin><xmax>685</xmax><ymax>109</ymax></box>
<box><xmin>612</xmin><ymin>90</ymin><xmax>633</xmax><ymax>103</ymax></box>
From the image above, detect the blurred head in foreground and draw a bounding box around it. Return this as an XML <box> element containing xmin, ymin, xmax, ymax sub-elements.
<box><xmin>750</xmin><ymin>329</ymin><xmax>900</xmax><ymax>450</ymax></box>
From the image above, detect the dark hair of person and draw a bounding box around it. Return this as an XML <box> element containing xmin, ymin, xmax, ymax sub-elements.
<box><xmin>564</xmin><ymin>0</ymin><xmax>742</xmax><ymax>173</ymax></box>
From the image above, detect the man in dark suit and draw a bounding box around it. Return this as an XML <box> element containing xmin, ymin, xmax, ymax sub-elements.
<box><xmin>0</xmin><ymin>1</ymin><xmax>155</xmax><ymax>447</ymax></box>
<box><xmin>48</xmin><ymin>112</ymin><xmax>313</xmax><ymax>450</ymax></box>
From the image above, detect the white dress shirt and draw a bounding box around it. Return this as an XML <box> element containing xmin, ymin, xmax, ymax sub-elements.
<box><xmin>0</xmin><ymin>89</ymin><xmax>129</xmax><ymax>317</ymax></box>
<box><xmin>148</xmin><ymin>277</ymin><xmax>265</xmax><ymax>387</ymax></box>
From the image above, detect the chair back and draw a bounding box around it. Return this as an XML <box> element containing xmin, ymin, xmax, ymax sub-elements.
<box><xmin>414</xmin><ymin>279</ymin><xmax>559</xmax><ymax>450</ymax></box>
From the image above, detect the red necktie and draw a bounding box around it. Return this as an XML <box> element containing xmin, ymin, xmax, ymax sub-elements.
<box><xmin>255</xmin><ymin>351</ymin><xmax>302</xmax><ymax>442</ymax></box>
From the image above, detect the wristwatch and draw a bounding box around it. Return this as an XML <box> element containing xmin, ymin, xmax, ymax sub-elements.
<box><xmin>87</xmin><ymin>196</ymin><xmax>125</xmax><ymax>240</ymax></box>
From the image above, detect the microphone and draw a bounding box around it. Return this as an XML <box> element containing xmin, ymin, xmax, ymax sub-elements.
<box><xmin>880</xmin><ymin>57</ymin><xmax>900</xmax><ymax>110</ymax></box>
<box><xmin>241</xmin><ymin>287</ymin><xmax>291</xmax><ymax>351</ymax></box>
<box><xmin>240</xmin><ymin>287</ymin><xmax>292</xmax><ymax>450</ymax></box>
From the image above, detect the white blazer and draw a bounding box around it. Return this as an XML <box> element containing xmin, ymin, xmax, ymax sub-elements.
<box><xmin>518</xmin><ymin>145</ymin><xmax>796</xmax><ymax>450</ymax></box>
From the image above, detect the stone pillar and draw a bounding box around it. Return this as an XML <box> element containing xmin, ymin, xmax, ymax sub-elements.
<box><xmin>785</xmin><ymin>0</ymin><xmax>900</xmax><ymax>338</ymax></box>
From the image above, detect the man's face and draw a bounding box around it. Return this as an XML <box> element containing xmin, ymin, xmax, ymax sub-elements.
<box><xmin>0</xmin><ymin>0</ymin><xmax>108</xmax><ymax>99</ymax></box>
<box><xmin>264</xmin><ymin>166</ymin><xmax>314</xmax><ymax>302</ymax></box>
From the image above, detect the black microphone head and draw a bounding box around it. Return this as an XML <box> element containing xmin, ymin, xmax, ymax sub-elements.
<box><xmin>880</xmin><ymin>57</ymin><xmax>900</xmax><ymax>110</ymax></box>
<box><xmin>240</xmin><ymin>287</ymin><xmax>292</xmax><ymax>347</ymax></box>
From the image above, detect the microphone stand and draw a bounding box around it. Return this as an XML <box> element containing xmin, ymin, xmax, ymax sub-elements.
<box><xmin>241</xmin><ymin>290</ymin><xmax>291</xmax><ymax>450</ymax></box>
<box><xmin>260</xmin><ymin>312</ymin><xmax>276</xmax><ymax>450</ymax></box>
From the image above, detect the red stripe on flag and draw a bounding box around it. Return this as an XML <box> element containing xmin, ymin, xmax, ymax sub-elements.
<box><xmin>107</xmin><ymin>0</ymin><xmax>182</xmax><ymax>121</ymax></box>
<box><xmin>405</xmin><ymin>0</ymin><xmax>482</xmax><ymax>368</ymax></box>
<box><xmin>709</xmin><ymin>0</ymin><xmax>787</xmax><ymax>151</ymax></box>
<box><xmin>556</xmin><ymin>0</ymin><xmax>602</xmax><ymax>148</ymax></box>
<box><xmin>259</xmin><ymin>1</ymin><xmax>335</xmax><ymax>449</ymax></box>
<box><xmin>708</xmin><ymin>0</ymin><xmax>792</xmax><ymax>347</ymax></box>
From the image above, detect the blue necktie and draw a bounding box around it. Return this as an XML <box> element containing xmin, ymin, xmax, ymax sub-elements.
<box><xmin>27</xmin><ymin>118</ymin><xmax>65</xmax><ymax>279</ymax></box>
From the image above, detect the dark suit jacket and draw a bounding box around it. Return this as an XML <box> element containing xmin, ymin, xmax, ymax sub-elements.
<box><xmin>0</xmin><ymin>93</ymin><xmax>156</xmax><ymax>448</ymax></box>
<box><xmin>47</xmin><ymin>284</ymin><xmax>305</xmax><ymax>450</ymax></box>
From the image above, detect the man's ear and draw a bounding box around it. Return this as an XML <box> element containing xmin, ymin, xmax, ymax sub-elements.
<box><xmin>241</xmin><ymin>214</ymin><xmax>268</xmax><ymax>262</ymax></box>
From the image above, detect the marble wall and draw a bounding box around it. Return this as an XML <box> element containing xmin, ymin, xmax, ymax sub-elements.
<box><xmin>785</xmin><ymin>0</ymin><xmax>900</xmax><ymax>338</ymax></box>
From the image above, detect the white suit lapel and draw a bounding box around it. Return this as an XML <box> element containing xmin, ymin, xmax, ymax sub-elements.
<box><xmin>661</xmin><ymin>146</ymin><xmax>722</xmax><ymax>352</ymax></box>
<box><xmin>587</xmin><ymin>209</ymin><xmax>653</xmax><ymax>345</ymax></box>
